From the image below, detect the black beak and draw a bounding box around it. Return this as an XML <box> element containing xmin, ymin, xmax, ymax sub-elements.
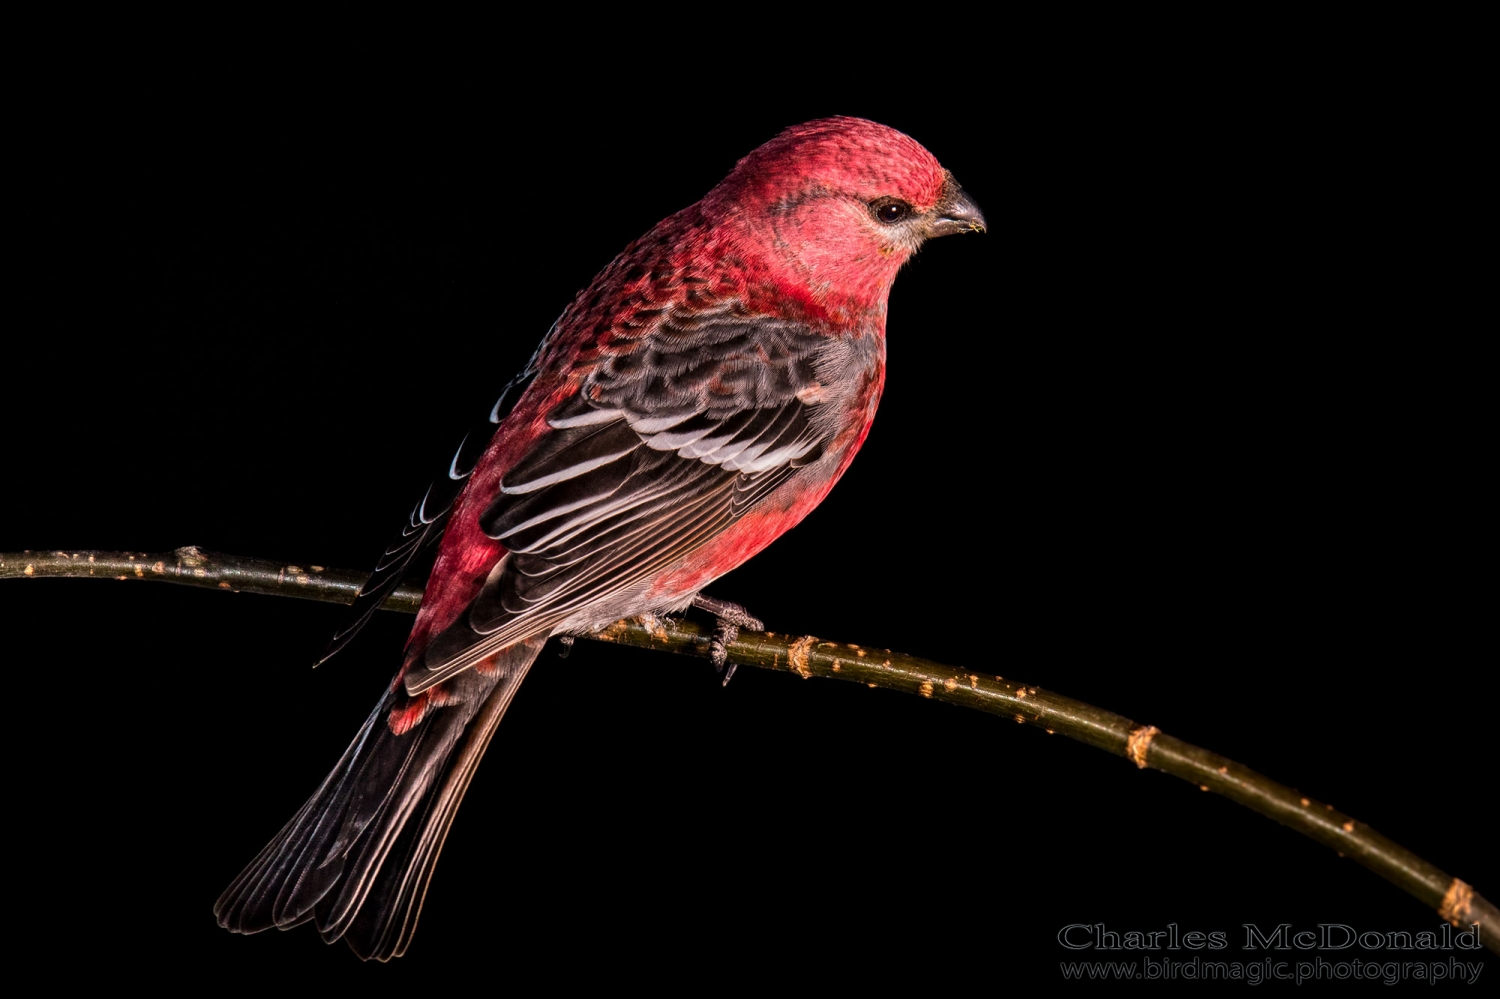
<box><xmin>928</xmin><ymin>172</ymin><xmax>986</xmax><ymax>237</ymax></box>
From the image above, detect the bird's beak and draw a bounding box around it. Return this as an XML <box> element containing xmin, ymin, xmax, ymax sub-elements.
<box><xmin>928</xmin><ymin>172</ymin><xmax>986</xmax><ymax>238</ymax></box>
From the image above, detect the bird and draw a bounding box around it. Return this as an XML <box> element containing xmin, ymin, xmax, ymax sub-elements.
<box><xmin>214</xmin><ymin>116</ymin><xmax>985</xmax><ymax>960</ymax></box>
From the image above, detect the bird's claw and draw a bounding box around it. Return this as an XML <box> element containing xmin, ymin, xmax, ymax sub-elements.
<box><xmin>710</xmin><ymin>621</ymin><xmax>738</xmax><ymax>685</ymax></box>
<box><xmin>692</xmin><ymin>595</ymin><xmax>763</xmax><ymax>686</ymax></box>
<box><xmin>556</xmin><ymin>635</ymin><xmax>575</xmax><ymax>659</ymax></box>
<box><xmin>692</xmin><ymin>595</ymin><xmax>763</xmax><ymax>632</ymax></box>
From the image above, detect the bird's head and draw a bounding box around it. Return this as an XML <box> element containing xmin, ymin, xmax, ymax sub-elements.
<box><xmin>705</xmin><ymin>116</ymin><xmax>985</xmax><ymax>324</ymax></box>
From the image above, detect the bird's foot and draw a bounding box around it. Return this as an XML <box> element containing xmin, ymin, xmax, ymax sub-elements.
<box><xmin>555</xmin><ymin>635</ymin><xmax>575</xmax><ymax>659</ymax></box>
<box><xmin>691</xmin><ymin>595</ymin><xmax>764</xmax><ymax>686</ymax></box>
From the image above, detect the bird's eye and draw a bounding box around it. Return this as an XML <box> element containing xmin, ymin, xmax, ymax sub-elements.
<box><xmin>870</xmin><ymin>198</ymin><xmax>913</xmax><ymax>225</ymax></box>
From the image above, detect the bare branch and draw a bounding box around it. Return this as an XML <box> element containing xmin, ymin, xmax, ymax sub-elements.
<box><xmin>5</xmin><ymin>545</ymin><xmax>1495</xmax><ymax>954</ymax></box>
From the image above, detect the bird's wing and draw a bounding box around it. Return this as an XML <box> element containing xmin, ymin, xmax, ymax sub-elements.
<box><xmin>403</xmin><ymin>306</ymin><xmax>854</xmax><ymax>694</ymax></box>
<box><xmin>317</xmin><ymin>342</ymin><xmax>544</xmax><ymax>664</ymax></box>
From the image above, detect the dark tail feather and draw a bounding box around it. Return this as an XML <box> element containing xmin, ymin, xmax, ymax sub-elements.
<box><xmin>215</xmin><ymin>638</ymin><xmax>544</xmax><ymax>960</ymax></box>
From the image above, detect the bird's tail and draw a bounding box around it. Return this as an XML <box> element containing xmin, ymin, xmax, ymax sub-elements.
<box><xmin>214</xmin><ymin>637</ymin><xmax>544</xmax><ymax>960</ymax></box>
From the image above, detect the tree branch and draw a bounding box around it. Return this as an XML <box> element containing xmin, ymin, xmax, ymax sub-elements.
<box><xmin>5</xmin><ymin>544</ymin><xmax>1495</xmax><ymax>955</ymax></box>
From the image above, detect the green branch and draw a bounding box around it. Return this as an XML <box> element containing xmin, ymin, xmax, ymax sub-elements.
<box><xmin>5</xmin><ymin>544</ymin><xmax>1495</xmax><ymax>955</ymax></box>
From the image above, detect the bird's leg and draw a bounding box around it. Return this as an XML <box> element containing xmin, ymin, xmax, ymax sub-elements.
<box><xmin>691</xmin><ymin>595</ymin><xmax>764</xmax><ymax>685</ymax></box>
<box><xmin>555</xmin><ymin>635</ymin><xmax>575</xmax><ymax>659</ymax></box>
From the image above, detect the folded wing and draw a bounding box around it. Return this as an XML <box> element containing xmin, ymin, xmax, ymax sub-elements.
<box><xmin>403</xmin><ymin>308</ymin><xmax>843</xmax><ymax>694</ymax></box>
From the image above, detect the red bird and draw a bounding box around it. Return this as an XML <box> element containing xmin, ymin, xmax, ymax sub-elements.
<box><xmin>214</xmin><ymin>117</ymin><xmax>984</xmax><ymax>959</ymax></box>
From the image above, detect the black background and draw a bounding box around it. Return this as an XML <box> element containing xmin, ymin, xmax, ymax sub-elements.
<box><xmin>9</xmin><ymin>67</ymin><xmax>1491</xmax><ymax>986</ymax></box>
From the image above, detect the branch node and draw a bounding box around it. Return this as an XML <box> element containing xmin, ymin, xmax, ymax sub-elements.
<box><xmin>787</xmin><ymin>635</ymin><xmax>816</xmax><ymax>678</ymax></box>
<box><xmin>1126</xmin><ymin>724</ymin><xmax>1160</xmax><ymax>769</ymax></box>
<box><xmin>1439</xmin><ymin>878</ymin><xmax>1474</xmax><ymax>927</ymax></box>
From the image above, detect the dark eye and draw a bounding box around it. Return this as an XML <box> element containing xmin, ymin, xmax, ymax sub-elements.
<box><xmin>870</xmin><ymin>198</ymin><xmax>912</xmax><ymax>225</ymax></box>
